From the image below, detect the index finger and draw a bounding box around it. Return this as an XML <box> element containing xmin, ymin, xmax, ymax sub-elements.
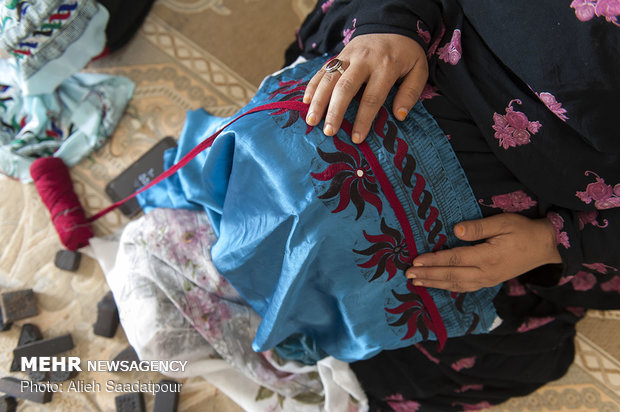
<box><xmin>351</xmin><ymin>70</ymin><xmax>400</xmax><ymax>144</ymax></box>
<box><xmin>409</xmin><ymin>243</ymin><xmax>493</xmax><ymax>269</ymax></box>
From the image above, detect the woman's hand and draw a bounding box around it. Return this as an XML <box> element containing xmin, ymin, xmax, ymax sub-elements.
<box><xmin>304</xmin><ymin>33</ymin><xmax>428</xmax><ymax>144</ymax></box>
<box><xmin>406</xmin><ymin>213</ymin><xmax>563</xmax><ymax>292</ymax></box>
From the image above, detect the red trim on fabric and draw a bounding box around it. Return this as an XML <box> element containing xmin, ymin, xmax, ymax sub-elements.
<box><xmin>89</xmin><ymin>101</ymin><xmax>308</xmax><ymax>222</ymax></box>
<box><xmin>342</xmin><ymin>118</ymin><xmax>448</xmax><ymax>350</ymax></box>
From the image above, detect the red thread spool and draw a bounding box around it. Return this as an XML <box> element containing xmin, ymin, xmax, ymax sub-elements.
<box><xmin>30</xmin><ymin>157</ymin><xmax>94</xmax><ymax>251</ymax></box>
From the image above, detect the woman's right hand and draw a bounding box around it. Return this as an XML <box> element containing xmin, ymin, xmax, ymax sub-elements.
<box><xmin>303</xmin><ymin>33</ymin><xmax>428</xmax><ymax>144</ymax></box>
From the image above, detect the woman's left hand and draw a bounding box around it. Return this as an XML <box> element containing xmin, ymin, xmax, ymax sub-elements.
<box><xmin>406</xmin><ymin>213</ymin><xmax>562</xmax><ymax>292</ymax></box>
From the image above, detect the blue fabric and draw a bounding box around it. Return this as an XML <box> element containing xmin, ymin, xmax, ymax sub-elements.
<box><xmin>138</xmin><ymin>56</ymin><xmax>500</xmax><ymax>362</ymax></box>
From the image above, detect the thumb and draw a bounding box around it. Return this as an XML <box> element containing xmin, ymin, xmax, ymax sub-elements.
<box><xmin>392</xmin><ymin>57</ymin><xmax>428</xmax><ymax>121</ymax></box>
<box><xmin>454</xmin><ymin>214</ymin><xmax>509</xmax><ymax>241</ymax></box>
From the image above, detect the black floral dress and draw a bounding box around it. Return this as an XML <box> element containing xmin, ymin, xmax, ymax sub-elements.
<box><xmin>286</xmin><ymin>0</ymin><xmax>620</xmax><ymax>410</ymax></box>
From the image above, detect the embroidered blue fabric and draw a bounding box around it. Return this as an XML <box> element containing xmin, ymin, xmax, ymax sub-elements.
<box><xmin>138</xmin><ymin>57</ymin><xmax>500</xmax><ymax>363</ymax></box>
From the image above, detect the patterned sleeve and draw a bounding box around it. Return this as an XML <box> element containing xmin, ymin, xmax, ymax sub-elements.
<box><xmin>295</xmin><ymin>0</ymin><xmax>444</xmax><ymax>58</ymax></box>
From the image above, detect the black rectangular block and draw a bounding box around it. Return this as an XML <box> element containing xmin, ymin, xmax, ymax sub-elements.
<box><xmin>112</xmin><ymin>346</ymin><xmax>139</xmax><ymax>363</ymax></box>
<box><xmin>93</xmin><ymin>291</ymin><xmax>119</xmax><ymax>338</ymax></box>
<box><xmin>153</xmin><ymin>380</ymin><xmax>179</xmax><ymax>412</ymax></box>
<box><xmin>12</xmin><ymin>334</ymin><xmax>74</xmax><ymax>367</ymax></box>
<box><xmin>0</xmin><ymin>395</ymin><xmax>17</xmax><ymax>412</ymax></box>
<box><xmin>54</xmin><ymin>250</ymin><xmax>82</xmax><ymax>271</ymax></box>
<box><xmin>0</xmin><ymin>377</ymin><xmax>52</xmax><ymax>404</ymax></box>
<box><xmin>10</xmin><ymin>324</ymin><xmax>43</xmax><ymax>372</ymax></box>
<box><xmin>0</xmin><ymin>290</ymin><xmax>37</xmax><ymax>323</ymax></box>
<box><xmin>115</xmin><ymin>392</ymin><xmax>145</xmax><ymax>412</ymax></box>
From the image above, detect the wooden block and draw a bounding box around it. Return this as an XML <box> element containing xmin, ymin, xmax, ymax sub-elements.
<box><xmin>153</xmin><ymin>380</ymin><xmax>179</xmax><ymax>412</ymax></box>
<box><xmin>0</xmin><ymin>377</ymin><xmax>52</xmax><ymax>404</ymax></box>
<box><xmin>0</xmin><ymin>290</ymin><xmax>37</xmax><ymax>323</ymax></box>
<box><xmin>115</xmin><ymin>392</ymin><xmax>145</xmax><ymax>412</ymax></box>
<box><xmin>93</xmin><ymin>292</ymin><xmax>119</xmax><ymax>338</ymax></box>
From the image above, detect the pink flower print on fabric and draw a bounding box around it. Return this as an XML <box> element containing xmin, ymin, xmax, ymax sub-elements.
<box><xmin>578</xmin><ymin>210</ymin><xmax>609</xmax><ymax>229</ymax></box>
<box><xmin>321</xmin><ymin>0</ymin><xmax>334</xmax><ymax>13</ymax></box>
<box><xmin>571</xmin><ymin>270</ymin><xmax>597</xmax><ymax>291</ymax></box>
<box><xmin>456</xmin><ymin>384</ymin><xmax>484</xmax><ymax>393</ymax></box>
<box><xmin>492</xmin><ymin>99</ymin><xmax>542</xmax><ymax>149</ymax></box>
<box><xmin>576</xmin><ymin>171</ymin><xmax>620</xmax><ymax>210</ymax></box>
<box><xmin>571</xmin><ymin>0</ymin><xmax>620</xmax><ymax>26</ymax></box>
<box><xmin>601</xmin><ymin>276</ymin><xmax>620</xmax><ymax>293</ymax></box>
<box><xmin>479</xmin><ymin>190</ymin><xmax>537</xmax><ymax>212</ymax></box>
<box><xmin>517</xmin><ymin>316</ymin><xmax>555</xmax><ymax>332</ymax></box>
<box><xmin>342</xmin><ymin>18</ymin><xmax>357</xmax><ymax>46</ymax></box>
<box><xmin>414</xmin><ymin>343</ymin><xmax>439</xmax><ymax>364</ymax></box>
<box><xmin>547</xmin><ymin>212</ymin><xmax>571</xmax><ymax>249</ymax></box>
<box><xmin>420</xmin><ymin>83</ymin><xmax>440</xmax><ymax>101</ymax></box>
<box><xmin>416</xmin><ymin>20</ymin><xmax>431</xmax><ymax>45</ymax></box>
<box><xmin>451</xmin><ymin>356</ymin><xmax>476</xmax><ymax>371</ymax></box>
<box><xmin>583</xmin><ymin>262</ymin><xmax>618</xmax><ymax>274</ymax></box>
<box><xmin>384</xmin><ymin>394</ymin><xmax>421</xmax><ymax>412</ymax></box>
<box><xmin>437</xmin><ymin>29</ymin><xmax>462</xmax><ymax>65</ymax></box>
<box><xmin>536</xmin><ymin>92</ymin><xmax>569</xmax><ymax>121</ymax></box>
<box><xmin>427</xmin><ymin>19</ymin><xmax>446</xmax><ymax>58</ymax></box>
<box><xmin>559</xmin><ymin>275</ymin><xmax>575</xmax><ymax>286</ymax></box>
<box><xmin>566</xmin><ymin>306</ymin><xmax>587</xmax><ymax>317</ymax></box>
<box><xmin>506</xmin><ymin>279</ymin><xmax>527</xmax><ymax>296</ymax></box>
<box><xmin>453</xmin><ymin>401</ymin><xmax>493</xmax><ymax>411</ymax></box>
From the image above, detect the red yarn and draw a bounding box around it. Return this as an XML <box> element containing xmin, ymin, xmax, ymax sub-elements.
<box><xmin>28</xmin><ymin>101</ymin><xmax>309</xmax><ymax>251</ymax></box>
<box><xmin>30</xmin><ymin>157</ymin><xmax>94</xmax><ymax>251</ymax></box>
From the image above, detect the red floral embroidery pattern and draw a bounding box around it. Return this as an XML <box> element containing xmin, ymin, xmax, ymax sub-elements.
<box><xmin>385</xmin><ymin>281</ymin><xmax>435</xmax><ymax>340</ymax></box>
<box><xmin>354</xmin><ymin>218</ymin><xmax>411</xmax><ymax>282</ymax></box>
<box><xmin>311</xmin><ymin>136</ymin><xmax>382</xmax><ymax>220</ymax></box>
<box><xmin>478</xmin><ymin>190</ymin><xmax>537</xmax><ymax>212</ymax></box>
<box><xmin>576</xmin><ymin>171</ymin><xmax>620</xmax><ymax>210</ymax></box>
<box><xmin>268</xmin><ymin>79</ymin><xmax>312</xmax><ymax>132</ymax></box>
<box><xmin>492</xmin><ymin>99</ymin><xmax>542</xmax><ymax>149</ymax></box>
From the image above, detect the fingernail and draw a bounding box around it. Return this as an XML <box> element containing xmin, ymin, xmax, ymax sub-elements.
<box><xmin>413</xmin><ymin>280</ymin><xmax>424</xmax><ymax>286</ymax></box>
<box><xmin>455</xmin><ymin>225</ymin><xmax>465</xmax><ymax>237</ymax></box>
<box><xmin>352</xmin><ymin>132</ymin><xmax>361</xmax><ymax>144</ymax></box>
<box><xmin>303</xmin><ymin>94</ymin><xmax>311</xmax><ymax>104</ymax></box>
<box><xmin>306</xmin><ymin>112</ymin><xmax>317</xmax><ymax>125</ymax></box>
<box><xmin>396</xmin><ymin>108</ymin><xmax>408</xmax><ymax>121</ymax></box>
<box><xmin>324</xmin><ymin>124</ymin><xmax>334</xmax><ymax>135</ymax></box>
<box><xmin>406</xmin><ymin>272</ymin><xmax>416</xmax><ymax>279</ymax></box>
<box><xmin>413</xmin><ymin>262</ymin><xmax>424</xmax><ymax>267</ymax></box>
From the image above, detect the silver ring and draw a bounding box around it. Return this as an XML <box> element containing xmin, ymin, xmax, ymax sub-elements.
<box><xmin>325</xmin><ymin>58</ymin><xmax>345</xmax><ymax>75</ymax></box>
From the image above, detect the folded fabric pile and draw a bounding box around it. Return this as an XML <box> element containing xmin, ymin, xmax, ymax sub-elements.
<box><xmin>0</xmin><ymin>0</ymin><xmax>134</xmax><ymax>181</ymax></box>
<box><xmin>90</xmin><ymin>208</ymin><xmax>368</xmax><ymax>412</ymax></box>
